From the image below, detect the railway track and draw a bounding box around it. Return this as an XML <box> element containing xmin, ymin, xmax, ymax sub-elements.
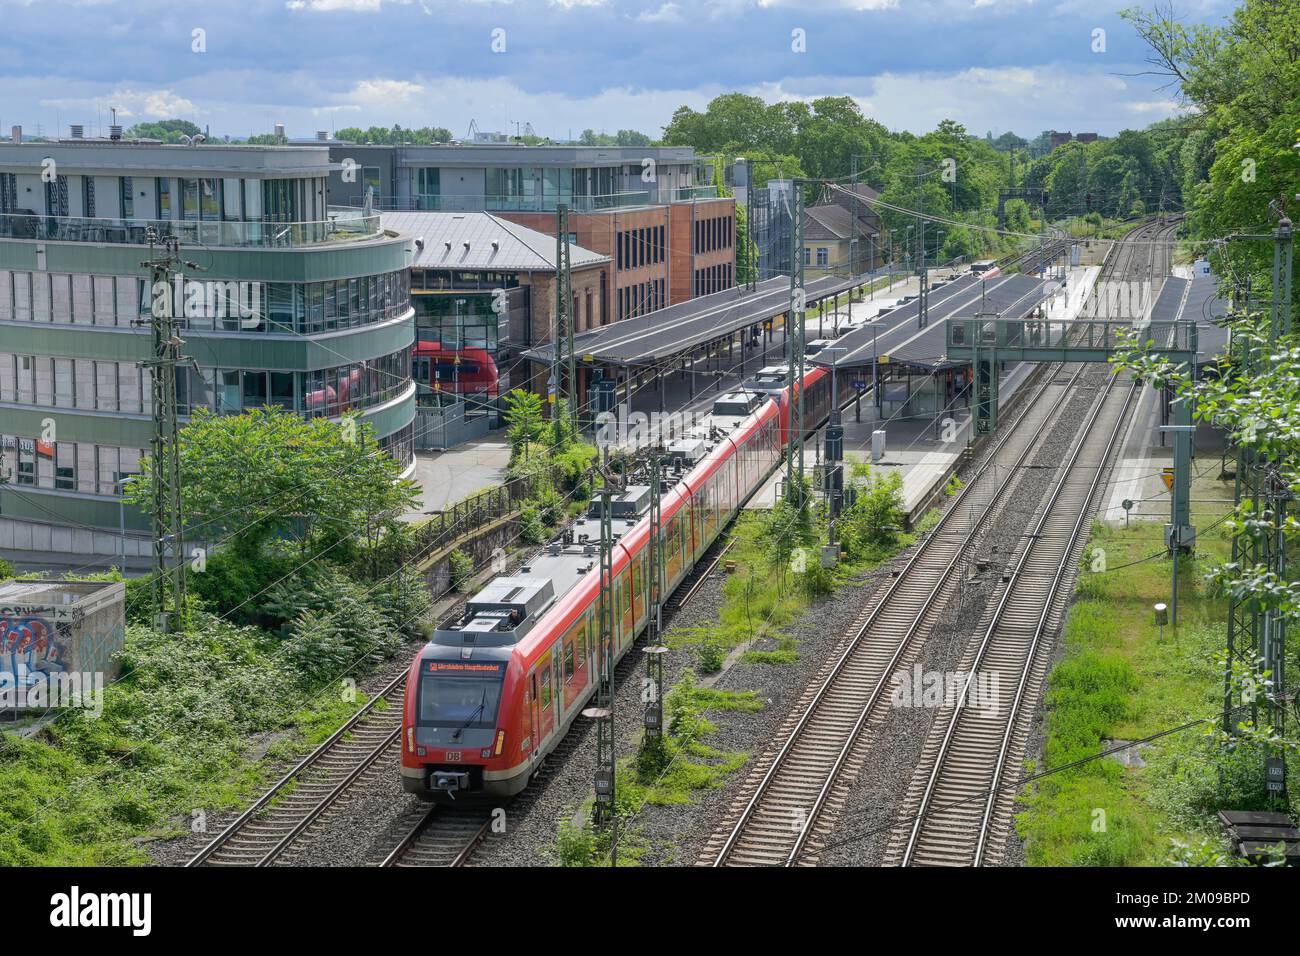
<box><xmin>188</xmin><ymin>670</ymin><xmax>408</xmax><ymax>867</ymax></box>
<box><xmin>702</xmin><ymin>359</ymin><xmax>1092</xmax><ymax>867</ymax></box>
<box><xmin>888</xmin><ymin>371</ymin><xmax>1138</xmax><ymax>866</ymax></box>
<box><xmin>380</xmin><ymin>806</ymin><xmax>493</xmax><ymax>867</ymax></box>
<box><xmin>879</xmin><ymin>217</ymin><xmax>1176</xmax><ymax>867</ymax></box>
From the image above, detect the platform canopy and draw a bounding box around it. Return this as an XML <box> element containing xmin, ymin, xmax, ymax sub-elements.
<box><xmin>521</xmin><ymin>273</ymin><xmax>866</xmax><ymax>368</ymax></box>
<box><xmin>813</xmin><ymin>272</ymin><xmax>1056</xmax><ymax>371</ymax></box>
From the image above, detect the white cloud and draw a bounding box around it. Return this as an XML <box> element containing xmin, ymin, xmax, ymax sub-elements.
<box><xmin>636</xmin><ymin>2</ymin><xmax>682</xmax><ymax>21</ymax></box>
<box><xmin>39</xmin><ymin>87</ymin><xmax>198</xmax><ymax>120</ymax></box>
<box><xmin>349</xmin><ymin>78</ymin><xmax>425</xmax><ymax>102</ymax></box>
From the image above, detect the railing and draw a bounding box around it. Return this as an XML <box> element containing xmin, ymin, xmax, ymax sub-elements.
<box><xmin>0</xmin><ymin>207</ymin><xmax>382</xmax><ymax>248</ymax></box>
<box><xmin>675</xmin><ymin>185</ymin><xmax>720</xmax><ymax>202</ymax></box>
<box><xmin>352</xmin><ymin>191</ymin><xmax>665</xmax><ymax>214</ymax></box>
<box><xmin>412</xmin><ymin>477</ymin><xmax>535</xmax><ymax>561</ymax></box>
<box><xmin>947</xmin><ymin>317</ymin><xmax>1198</xmax><ymax>355</ymax></box>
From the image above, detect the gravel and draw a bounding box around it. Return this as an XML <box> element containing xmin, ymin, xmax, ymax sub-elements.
<box><xmin>150</xmin><ymin>364</ymin><xmax>1117</xmax><ymax>869</ymax></box>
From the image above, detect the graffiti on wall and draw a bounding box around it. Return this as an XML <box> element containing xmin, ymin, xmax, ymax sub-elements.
<box><xmin>0</xmin><ymin>610</ymin><xmax>71</xmax><ymax>686</ymax></box>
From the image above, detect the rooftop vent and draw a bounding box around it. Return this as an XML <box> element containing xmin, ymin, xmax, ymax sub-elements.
<box><xmin>316</xmin><ymin>130</ymin><xmax>329</xmax><ymax>141</ymax></box>
<box><xmin>274</xmin><ymin>123</ymin><xmax>286</xmax><ymax>140</ymax></box>
<box><xmin>10</xmin><ymin>125</ymin><xmax>21</xmax><ymax>144</ymax></box>
<box><xmin>70</xmin><ymin>124</ymin><xmax>84</xmax><ymax>139</ymax></box>
<box><xmin>109</xmin><ymin>124</ymin><xmax>122</xmax><ymax>141</ymax></box>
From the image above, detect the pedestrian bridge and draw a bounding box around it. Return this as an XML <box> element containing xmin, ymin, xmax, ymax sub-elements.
<box><xmin>946</xmin><ymin>316</ymin><xmax>1199</xmax><ymax>363</ymax></box>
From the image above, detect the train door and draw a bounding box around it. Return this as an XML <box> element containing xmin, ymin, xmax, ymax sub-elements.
<box><xmin>536</xmin><ymin>652</ymin><xmax>556</xmax><ymax>742</ymax></box>
<box><xmin>527</xmin><ymin>669</ymin><xmax>540</xmax><ymax>757</ymax></box>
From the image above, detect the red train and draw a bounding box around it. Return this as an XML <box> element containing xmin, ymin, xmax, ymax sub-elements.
<box><xmin>412</xmin><ymin>342</ymin><xmax>500</xmax><ymax>398</ymax></box>
<box><xmin>401</xmin><ymin>363</ymin><xmax>844</xmax><ymax>798</ymax></box>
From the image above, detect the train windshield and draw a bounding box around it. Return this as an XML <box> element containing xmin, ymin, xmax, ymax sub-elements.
<box><xmin>418</xmin><ymin>660</ymin><xmax>505</xmax><ymax>729</ymax></box>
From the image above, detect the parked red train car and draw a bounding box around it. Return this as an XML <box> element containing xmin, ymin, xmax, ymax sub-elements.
<box><xmin>412</xmin><ymin>342</ymin><xmax>500</xmax><ymax>398</ymax></box>
<box><xmin>400</xmin><ymin>363</ymin><xmax>839</xmax><ymax>799</ymax></box>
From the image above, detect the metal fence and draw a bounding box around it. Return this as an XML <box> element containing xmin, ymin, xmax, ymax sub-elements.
<box><xmin>412</xmin><ymin>476</ymin><xmax>534</xmax><ymax>561</ymax></box>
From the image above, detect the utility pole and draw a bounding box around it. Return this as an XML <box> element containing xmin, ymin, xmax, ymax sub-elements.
<box><xmin>555</xmin><ymin>203</ymin><xmax>575</xmax><ymax>431</ymax></box>
<box><xmin>745</xmin><ymin>158</ymin><xmax>756</xmax><ymax>292</ymax></box>
<box><xmin>586</xmin><ymin>483</ymin><xmax>618</xmax><ymax>860</ymax></box>
<box><xmin>916</xmin><ymin>162</ymin><xmax>929</xmax><ymax>329</ymax></box>
<box><xmin>1222</xmin><ymin>209</ymin><xmax>1294</xmax><ymax>812</ymax></box>
<box><xmin>785</xmin><ymin>181</ymin><xmax>807</xmax><ymax>502</ymax></box>
<box><xmin>643</xmin><ymin>456</ymin><xmax>666</xmax><ymax>741</ymax></box>
<box><xmin>139</xmin><ymin>232</ymin><xmax>194</xmax><ymax>633</ymax></box>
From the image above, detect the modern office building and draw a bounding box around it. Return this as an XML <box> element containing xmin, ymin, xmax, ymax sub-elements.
<box><xmin>0</xmin><ymin>134</ymin><xmax>416</xmax><ymax>568</ymax></box>
<box><xmin>326</xmin><ymin>144</ymin><xmax>735</xmax><ymax>324</ymax></box>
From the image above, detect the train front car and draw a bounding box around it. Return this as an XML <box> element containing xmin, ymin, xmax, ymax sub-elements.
<box><xmin>401</xmin><ymin>577</ymin><xmax>553</xmax><ymax>800</ymax></box>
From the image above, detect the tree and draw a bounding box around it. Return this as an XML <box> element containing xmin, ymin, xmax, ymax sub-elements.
<box><xmin>1124</xmin><ymin>0</ymin><xmax>1300</xmax><ymax>323</ymax></box>
<box><xmin>126</xmin><ymin>407</ymin><xmax>417</xmax><ymax>562</ymax></box>
<box><xmin>123</xmin><ymin>120</ymin><xmax>203</xmax><ymax>144</ymax></box>
<box><xmin>502</xmin><ymin>388</ymin><xmax>544</xmax><ymax>465</ymax></box>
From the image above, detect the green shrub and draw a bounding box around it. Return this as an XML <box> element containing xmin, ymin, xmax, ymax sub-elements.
<box><xmin>449</xmin><ymin>549</ymin><xmax>474</xmax><ymax>593</ymax></box>
<box><xmin>0</xmin><ymin>557</ymin><xmax>12</xmax><ymax>581</ymax></box>
<box><xmin>189</xmin><ymin>550</ymin><xmax>300</xmax><ymax>627</ymax></box>
<box><xmin>696</xmin><ymin>640</ymin><xmax>726</xmax><ymax>674</ymax></box>
<box><xmin>519</xmin><ymin>505</ymin><xmax>548</xmax><ymax>545</ymax></box>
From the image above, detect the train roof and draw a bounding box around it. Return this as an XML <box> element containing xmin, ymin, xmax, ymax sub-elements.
<box><xmin>426</xmin><ymin>401</ymin><xmax>780</xmax><ymax>659</ymax></box>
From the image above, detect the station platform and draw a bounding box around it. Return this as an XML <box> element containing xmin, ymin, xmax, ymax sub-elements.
<box><xmin>746</xmin><ymin>263</ymin><xmax>1102</xmax><ymax>520</ymax></box>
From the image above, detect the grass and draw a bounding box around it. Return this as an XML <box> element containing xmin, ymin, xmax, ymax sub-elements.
<box><xmin>1016</xmin><ymin>466</ymin><xmax>1297</xmax><ymax>865</ymax></box>
<box><xmin>551</xmin><ymin>673</ymin><xmax>759</xmax><ymax>866</ymax></box>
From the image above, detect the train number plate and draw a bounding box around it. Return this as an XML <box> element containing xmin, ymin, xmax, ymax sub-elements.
<box><xmin>444</xmin><ymin>751</ymin><xmax>462</xmax><ymax>762</ymax></box>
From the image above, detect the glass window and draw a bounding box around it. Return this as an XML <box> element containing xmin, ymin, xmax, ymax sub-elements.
<box><xmin>157</xmin><ymin>178</ymin><xmax>172</xmax><ymax>218</ymax></box>
<box><xmin>241</xmin><ymin>371</ymin><xmax>267</xmax><ymax>408</ymax></box>
<box><xmin>417</xmin><ymin>662</ymin><xmax>504</xmax><ymax>728</ymax></box>
<box><xmin>200</xmin><ymin>178</ymin><xmax>220</xmax><ymax>220</ymax></box>
<box><xmin>220</xmin><ymin>370</ymin><xmax>240</xmax><ymax>412</ymax></box>
<box><xmin>120</xmin><ymin>177</ymin><xmax>134</xmax><ymax>218</ymax></box>
<box><xmin>270</xmin><ymin>371</ymin><xmax>295</xmax><ymax>411</ymax></box>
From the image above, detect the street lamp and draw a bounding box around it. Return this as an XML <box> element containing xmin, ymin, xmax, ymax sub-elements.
<box><xmin>116</xmin><ymin>475</ymin><xmax>136</xmax><ymax>574</ymax></box>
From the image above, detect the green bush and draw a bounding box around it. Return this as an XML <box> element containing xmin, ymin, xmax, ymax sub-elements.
<box><xmin>189</xmin><ymin>550</ymin><xmax>300</xmax><ymax>627</ymax></box>
<box><xmin>0</xmin><ymin>556</ymin><xmax>13</xmax><ymax>581</ymax></box>
<box><xmin>519</xmin><ymin>504</ymin><xmax>548</xmax><ymax>545</ymax></box>
<box><xmin>696</xmin><ymin>640</ymin><xmax>726</xmax><ymax>674</ymax></box>
<box><xmin>449</xmin><ymin>549</ymin><xmax>474</xmax><ymax>593</ymax></box>
<box><xmin>838</xmin><ymin>466</ymin><xmax>905</xmax><ymax>561</ymax></box>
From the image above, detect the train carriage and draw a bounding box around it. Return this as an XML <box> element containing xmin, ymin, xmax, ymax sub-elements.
<box><xmin>401</xmin><ymin>367</ymin><xmax>819</xmax><ymax>799</ymax></box>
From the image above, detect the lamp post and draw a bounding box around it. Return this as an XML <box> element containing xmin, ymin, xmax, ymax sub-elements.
<box><xmin>116</xmin><ymin>475</ymin><xmax>136</xmax><ymax>574</ymax></box>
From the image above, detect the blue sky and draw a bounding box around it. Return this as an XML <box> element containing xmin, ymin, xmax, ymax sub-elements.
<box><xmin>0</xmin><ymin>0</ymin><xmax>1237</xmax><ymax>142</ymax></box>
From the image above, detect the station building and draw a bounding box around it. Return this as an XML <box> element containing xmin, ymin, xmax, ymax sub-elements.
<box><xmin>0</xmin><ymin>134</ymin><xmax>416</xmax><ymax>568</ymax></box>
<box><xmin>325</xmin><ymin>144</ymin><xmax>736</xmax><ymax>323</ymax></box>
<box><xmin>380</xmin><ymin>210</ymin><xmax>609</xmax><ymax>444</ymax></box>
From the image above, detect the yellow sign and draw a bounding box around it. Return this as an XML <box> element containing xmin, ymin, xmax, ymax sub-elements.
<box><xmin>1161</xmin><ymin>468</ymin><xmax>1175</xmax><ymax>492</ymax></box>
<box><xmin>878</xmin><ymin>355</ymin><xmax>890</xmax><ymax>364</ymax></box>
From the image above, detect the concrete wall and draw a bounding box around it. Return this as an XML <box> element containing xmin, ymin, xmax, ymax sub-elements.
<box><xmin>418</xmin><ymin>513</ymin><xmax>519</xmax><ymax>600</ymax></box>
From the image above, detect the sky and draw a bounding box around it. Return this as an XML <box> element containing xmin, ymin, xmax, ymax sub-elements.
<box><xmin>0</xmin><ymin>0</ymin><xmax>1239</xmax><ymax>143</ymax></box>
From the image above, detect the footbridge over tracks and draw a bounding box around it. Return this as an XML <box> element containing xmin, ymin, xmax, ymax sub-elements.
<box><xmin>947</xmin><ymin>272</ymin><xmax>1202</xmax><ymax>552</ymax></box>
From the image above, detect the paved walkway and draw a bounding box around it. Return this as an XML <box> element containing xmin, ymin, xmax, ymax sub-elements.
<box><xmin>403</xmin><ymin>437</ymin><xmax>511</xmax><ymax>520</ymax></box>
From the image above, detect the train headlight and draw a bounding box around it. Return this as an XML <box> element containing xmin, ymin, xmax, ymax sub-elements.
<box><xmin>494</xmin><ymin>730</ymin><xmax>506</xmax><ymax>756</ymax></box>
<box><xmin>406</xmin><ymin>727</ymin><xmax>414</xmax><ymax>753</ymax></box>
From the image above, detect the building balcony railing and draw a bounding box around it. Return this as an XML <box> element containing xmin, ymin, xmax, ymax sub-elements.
<box><xmin>358</xmin><ymin>191</ymin><xmax>659</xmax><ymax>214</ymax></box>
<box><xmin>0</xmin><ymin>206</ymin><xmax>382</xmax><ymax>248</ymax></box>
<box><xmin>675</xmin><ymin>185</ymin><xmax>720</xmax><ymax>202</ymax></box>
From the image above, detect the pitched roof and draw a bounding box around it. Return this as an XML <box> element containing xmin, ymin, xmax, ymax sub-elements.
<box><xmin>805</xmin><ymin>203</ymin><xmax>854</xmax><ymax>240</ymax></box>
<box><xmin>381</xmin><ymin>210</ymin><xmax>609</xmax><ymax>272</ymax></box>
